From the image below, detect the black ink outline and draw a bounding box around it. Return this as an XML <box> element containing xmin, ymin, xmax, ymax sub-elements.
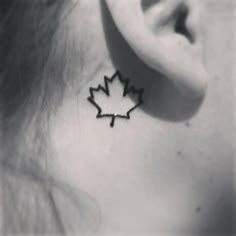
<box><xmin>87</xmin><ymin>71</ymin><xmax>144</xmax><ymax>127</ymax></box>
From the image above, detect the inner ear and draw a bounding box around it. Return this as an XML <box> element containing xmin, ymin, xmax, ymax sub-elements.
<box><xmin>141</xmin><ymin>0</ymin><xmax>161</xmax><ymax>11</ymax></box>
<box><xmin>142</xmin><ymin>0</ymin><xmax>195</xmax><ymax>44</ymax></box>
<box><xmin>174</xmin><ymin>6</ymin><xmax>194</xmax><ymax>43</ymax></box>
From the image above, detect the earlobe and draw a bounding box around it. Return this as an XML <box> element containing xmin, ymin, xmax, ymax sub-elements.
<box><xmin>105</xmin><ymin>0</ymin><xmax>209</xmax><ymax>99</ymax></box>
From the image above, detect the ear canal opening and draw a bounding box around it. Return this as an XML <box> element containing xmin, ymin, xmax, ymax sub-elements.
<box><xmin>174</xmin><ymin>7</ymin><xmax>194</xmax><ymax>44</ymax></box>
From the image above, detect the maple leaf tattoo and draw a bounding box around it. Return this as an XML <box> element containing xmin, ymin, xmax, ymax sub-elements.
<box><xmin>88</xmin><ymin>71</ymin><xmax>144</xmax><ymax>127</ymax></box>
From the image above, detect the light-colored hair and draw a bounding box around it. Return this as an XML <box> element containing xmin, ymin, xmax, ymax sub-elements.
<box><xmin>0</xmin><ymin>0</ymin><xmax>99</xmax><ymax>234</ymax></box>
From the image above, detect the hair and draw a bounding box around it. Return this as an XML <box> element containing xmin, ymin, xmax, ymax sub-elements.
<box><xmin>0</xmin><ymin>0</ymin><xmax>98</xmax><ymax>234</ymax></box>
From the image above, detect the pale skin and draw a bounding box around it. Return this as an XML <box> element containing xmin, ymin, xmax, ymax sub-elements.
<box><xmin>49</xmin><ymin>0</ymin><xmax>235</xmax><ymax>235</ymax></box>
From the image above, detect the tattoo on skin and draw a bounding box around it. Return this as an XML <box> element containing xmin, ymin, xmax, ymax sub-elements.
<box><xmin>87</xmin><ymin>71</ymin><xmax>144</xmax><ymax>127</ymax></box>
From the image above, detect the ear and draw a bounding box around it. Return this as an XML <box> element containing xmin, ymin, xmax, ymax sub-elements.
<box><xmin>105</xmin><ymin>0</ymin><xmax>209</xmax><ymax>99</ymax></box>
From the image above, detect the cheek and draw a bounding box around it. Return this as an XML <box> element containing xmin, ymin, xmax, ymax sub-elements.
<box><xmin>202</xmin><ymin>0</ymin><xmax>234</xmax><ymax>71</ymax></box>
<box><xmin>200</xmin><ymin>0</ymin><xmax>234</xmax><ymax>130</ymax></box>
